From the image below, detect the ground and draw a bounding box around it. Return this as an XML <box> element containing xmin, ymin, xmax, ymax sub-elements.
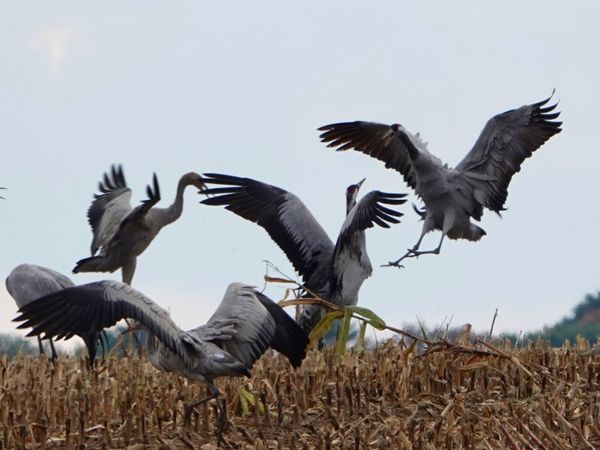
<box><xmin>1</xmin><ymin>336</ymin><xmax>600</xmax><ymax>449</ymax></box>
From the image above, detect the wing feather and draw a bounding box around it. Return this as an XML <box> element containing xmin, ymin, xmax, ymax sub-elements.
<box><xmin>335</xmin><ymin>191</ymin><xmax>407</xmax><ymax>249</ymax></box>
<box><xmin>454</xmin><ymin>94</ymin><xmax>562</xmax><ymax>218</ymax></box>
<box><xmin>201</xmin><ymin>174</ymin><xmax>335</xmax><ymax>294</ymax></box>
<box><xmin>318</xmin><ymin>121</ymin><xmax>430</xmax><ymax>190</ymax></box>
<box><xmin>87</xmin><ymin>165</ymin><xmax>133</xmax><ymax>255</ymax></box>
<box><xmin>190</xmin><ymin>283</ymin><xmax>307</xmax><ymax>369</ymax></box>
<box><xmin>13</xmin><ymin>280</ymin><xmax>194</xmax><ymax>366</ymax></box>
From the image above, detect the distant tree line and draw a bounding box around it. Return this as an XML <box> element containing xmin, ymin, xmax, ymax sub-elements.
<box><xmin>502</xmin><ymin>291</ymin><xmax>600</xmax><ymax>347</ymax></box>
<box><xmin>0</xmin><ymin>333</ymin><xmax>37</xmax><ymax>358</ymax></box>
<box><xmin>0</xmin><ymin>325</ymin><xmax>144</xmax><ymax>359</ymax></box>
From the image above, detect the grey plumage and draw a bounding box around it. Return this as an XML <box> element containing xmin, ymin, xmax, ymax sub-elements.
<box><xmin>319</xmin><ymin>93</ymin><xmax>562</xmax><ymax>267</ymax></box>
<box><xmin>6</xmin><ymin>264</ymin><xmax>98</xmax><ymax>361</ymax></box>
<box><xmin>73</xmin><ymin>165</ymin><xmax>206</xmax><ymax>284</ymax></box>
<box><xmin>6</xmin><ymin>264</ymin><xmax>73</xmax><ymax>359</ymax></box>
<box><xmin>200</xmin><ymin>174</ymin><xmax>407</xmax><ymax>332</ymax></box>
<box><xmin>13</xmin><ymin>279</ymin><xmax>308</xmax><ymax>445</ymax></box>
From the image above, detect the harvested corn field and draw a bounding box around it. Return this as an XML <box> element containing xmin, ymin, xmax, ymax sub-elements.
<box><xmin>2</xmin><ymin>337</ymin><xmax>600</xmax><ymax>449</ymax></box>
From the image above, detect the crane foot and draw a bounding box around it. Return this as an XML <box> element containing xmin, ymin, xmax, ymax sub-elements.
<box><xmin>382</xmin><ymin>248</ymin><xmax>421</xmax><ymax>268</ymax></box>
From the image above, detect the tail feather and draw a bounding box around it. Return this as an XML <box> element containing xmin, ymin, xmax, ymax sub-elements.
<box><xmin>255</xmin><ymin>292</ymin><xmax>309</xmax><ymax>368</ymax></box>
<box><xmin>467</xmin><ymin>224</ymin><xmax>486</xmax><ymax>241</ymax></box>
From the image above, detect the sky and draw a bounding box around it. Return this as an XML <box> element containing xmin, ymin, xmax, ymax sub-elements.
<box><xmin>1</xmin><ymin>2</ymin><xmax>599</xmax><ymax>346</ymax></box>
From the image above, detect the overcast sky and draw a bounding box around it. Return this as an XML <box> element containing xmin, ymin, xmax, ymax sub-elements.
<box><xmin>1</xmin><ymin>2</ymin><xmax>599</xmax><ymax>345</ymax></box>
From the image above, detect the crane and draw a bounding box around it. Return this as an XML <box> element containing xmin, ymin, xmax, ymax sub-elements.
<box><xmin>6</xmin><ymin>264</ymin><xmax>108</xmax><ymax>364</ymax></box>
<box><xmin>73</xmin><ymin>165</ymin><xmax>206</xmax><ymax>284</ymax></box>
<box><xmin>13</xmin><ymin>280</ymin><xmax>308</xmax><ymax>445</ymax></box>
<box><xmin>200</xmin><ymin>174</ymin><xmax>407</xmax><ymax>332</ymax></box>
<box><xmin>318</xmin><ymin>93</ymin><xmax>562</xmax><ymax>267</ymax></box>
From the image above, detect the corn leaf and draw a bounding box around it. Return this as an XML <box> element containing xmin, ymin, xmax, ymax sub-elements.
<box><xmin>238</xmin><ymin>386</ymin><xmax>254</xmax><ymax>416</ymax></box>
<box><xmin>354</xmin><ymin>321</ymin><xmax>368</xmax><ymax>352</ymax></box>
<box><xmin>335</xmin><ymin>308</ymin><xmax>352</xmax><ymax>357</ymax></box>
<box><xmin>346</xmin><ymin>305</ymin><xmax>387</xmax><ymax>330</ymax></box>
<box><xmin>238</xmin><ymin>386</ymin><xmax>265</xmax><ymax>415</ymax></box>
<box><xmin>264</xmin><ymin>276</ymin><xmax>296</xmax><ymax>284</ymax></box>
<box><xmin>308</xmin><ymin>310</ymin><xmax>344</xmax><ymax>346</ymax></box>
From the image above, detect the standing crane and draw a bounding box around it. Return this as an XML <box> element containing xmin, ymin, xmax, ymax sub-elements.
<box><xmin>6</xmin><ymin>264</ymin><xmax>73</xmax><ymax>359</ymax></box>
<box><xmin>73</xmin><ymin>165</ymin><xmax>207</xmax><ymax>284</ymax></box>
<box><xmin>6</xmin><ymin>264</ymin><xmax>108</xmax><ymax>364</ymax></box>
<box><xmin>14</xmin><ymin>280</ymin><xmax>308</xmax><ymax>446</ymax></box>
<box><xmin>318</xmin><ymin>93</ymin><xmax>562</xmax><ymax>267</ymax></box>
<box><xmin>200</xmin><ymin>174</ymin><xmax>407</xmax><ymax>332</ymax></box>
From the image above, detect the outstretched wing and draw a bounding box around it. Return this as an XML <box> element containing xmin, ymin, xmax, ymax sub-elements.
<box><xmin>454</xmin><ymin>94</ymin><xmax>562</xmax><ymax>219</ymax></box>
<box><xmin>190</xmin><ymin>283</ymin><xmax>308</xmax><ymax>369</ymax></box>
<box><xmin>13</xmin><ymin>280</ymin><xmax>195</xmax><ymax>366</ymax></box>
<box><xmin>116</xmin><ymin>173</ymin><xmax>161</xmax><ymax>232</ymax></box>
<box><xmin>335</xmin><ymin>191</ymin><xmax>407</xmax><ymax>249</ymax></box>
<box><xmin>6</xmin><ymin>264</ymin><xmax>75</xmax><ymax>309</ymax></box>
<box><xmin>319</xmin><ymin>121</ymin><xmax>432</xmax><ymax>190</ymax></box>
<box><xmin>201</xmin><ymin>174</ymin><xmax>335</xmax><ymax>294</ymax></box>
<box><xmin>87</xmin><ymin>165</ymin><xmax>132</xmax><ymax>255</ymax></box>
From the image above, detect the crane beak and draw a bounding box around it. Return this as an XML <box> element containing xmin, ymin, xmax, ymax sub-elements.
<box><xmin>195</xmin><ymin>177</ymin><xmax>212</xmax><ymax>197</ymax></box>
<box><xmin>356</xmin><ymin>178</ymin><xmax>366</xmax><ymax>190</ymax></box>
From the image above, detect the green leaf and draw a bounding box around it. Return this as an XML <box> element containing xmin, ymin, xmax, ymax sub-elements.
<box><xmin>335</xmin><ymin>308</ymin><xmax>352</xmax><ymax>357</ymax></box>
<box><xmin>238</xmin><ymin>386</ymin><xmax>265</xmax><ymax>415</ymax></box>
<box><xmin>346</xmin><ymin>306</ymin><xmax>387</xmax><ymax>330</ymax></box>
<box><xmin>238</xmin><ymin>386</ymin><xmax>253</xmax><ymax>416</ymax></box>
<box><xmin>354</xmin><ymin>321</ymin><xmax>368</xmax><ymax>352</ymax></box>
<box><xmin>308</xmin><ymin>310</ymin><xmax>344</xmax><ymax>346</ymax></box>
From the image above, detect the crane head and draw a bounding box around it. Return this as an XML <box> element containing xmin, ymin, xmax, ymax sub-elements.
<box><xmin>181</xmin><ymin>172</ymin><xmax>207</xmax><ymax>192</ymax></box>
<box><xmin>345</xmin><ymin>178</ymin><xmax>365</xmax><ymax>211</ymax></box>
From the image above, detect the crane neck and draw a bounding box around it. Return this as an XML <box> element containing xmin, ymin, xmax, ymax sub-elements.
<box><xmin>346</xmin><ymin>198</ymin><xmax>357</xmax><ymax>216</ymax></box>
<box><xmin>162</xmin><ymin>177</ymin><xmax>189</xmax><ymax>225</ymax></box>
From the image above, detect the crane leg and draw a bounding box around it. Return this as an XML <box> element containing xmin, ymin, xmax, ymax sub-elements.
<box><xmin>49</xmin><ymin>339</ymin><xmax>58</xmax><ymax>361</ymax></box>
<box><xmin>98</xmin><ymin>331</ymin><xmax>109</xmax><ymax>360</ymax></box>
<box><xmin>408</xmin><ymin>233</ymin><xmax>445</xmax><ymax>257</ymax></box>
<box><xmin>385</xmin><ymin>215</ymin><xmax>451</xmax><ymax>268</ymax></box>
<box><xmin>184</xmin><ymin>383</ymin><xmax>225</xmax><ymax>445</ymax></box>
<box><xmin>37</xmin><ymin>336</ymin><xmax>45</xmax><ymax>356</ymax></box>
<box><xmin>384</xmin><ymin>230</ymin><xmax>427</xmax><ymax>268</ymax></box>
<box><xmin>408</xmin><ymin>215</ymin><xmax>451</xmax><ymax>258</ymax></box>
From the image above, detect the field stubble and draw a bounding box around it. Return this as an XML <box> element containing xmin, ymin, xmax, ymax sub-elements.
<box><xmin>1</xmin><ymin>335</ymin><xmax>600</xmax><ymax>449</ymax></box>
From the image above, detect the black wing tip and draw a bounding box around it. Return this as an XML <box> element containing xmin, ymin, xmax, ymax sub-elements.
<box><xmin>375</xmin><ymin>192</ymin><xmax>408</xmax><ymax>206</ymax></box>
<box><xmin>202</xmin><ymin>173</ymin><xmax>245</xmax><ymax>183</ymax></box>
<box><xmin>534</xmin><ymin>89</ymin><xmax>557</xmax><ymax>107</ymax></box>
<box><xmin>317</xmin><ymin>121</ymin><xmax>354</xmax><ymax>132</ymax></box>
<box><xmin>200</xmin><ymin>195</ymin><xmax>234</xmax><ymax>206</ymax></box>
<box><xmin>318</xmin><ymin>122</ymin><xmax>363</xmax><ymax>142</ymax></box>
<box><xmin>142</xmin><ymin>173</ymin><xmax>161</xmax><ymax>204</ymax></box>
<box><xmin>255</xmin><ymin>293</ymin><xmax>309</xmax><ymax>368</ymax></box>
<box><xmin>98</xmin><ymin>164</ymin><xmax>127</xmax><ymax>192</ymax></box>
